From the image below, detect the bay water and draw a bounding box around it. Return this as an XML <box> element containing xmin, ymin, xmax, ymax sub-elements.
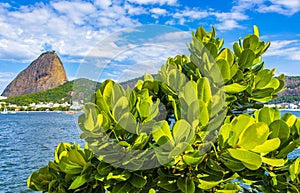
<box><xmin>0</xmin><ymin>110</ymin><xmax>299</xmax><ymax>192</ymax></box>
<box><xmin>0</xmin><ymin>112</ymin><xmax>83</xmax><ymax>193</ymax></box>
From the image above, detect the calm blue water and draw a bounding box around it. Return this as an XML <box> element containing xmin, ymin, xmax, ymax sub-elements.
<box><xmin>0</xmin><ymin>110</ymin><xmax>299</xmax><ymax>192</ymax></box>
<box><xmin>0</xmin><ymin>112</ymin><xmax>83</xmax><ymax>193</ymax></box>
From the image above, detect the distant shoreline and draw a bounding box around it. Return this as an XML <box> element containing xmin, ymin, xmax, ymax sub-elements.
<box><xmin>279</xmin><ymin>109</ymin><xmax>300</xmax><ymax>111</ymax></box>
<box><xmin>1</xmin><ymin>110</ymin><xmax>82</xmax><ymax>114</ymax></box>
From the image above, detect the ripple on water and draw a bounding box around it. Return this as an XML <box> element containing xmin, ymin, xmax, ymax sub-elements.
<box><xmin>0</xmin><ymin>112</ymin><xmax>83</xmax><ymax>192</ymax></box>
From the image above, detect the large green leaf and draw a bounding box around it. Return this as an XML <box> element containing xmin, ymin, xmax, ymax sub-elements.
<box><xmin>177</xmin><ymin>177</ymin><xmax>195</xmax><ymax>193</ymax></box>
<box><xmin>68</xmin><ymin>149</ymin><xmax>87</xmax><ymax>166</ymax></box>
<box><xmin>97</xmin><ymin>162</ymin><xmax>112</xmax><ymax>176</ymax></box>
<box><xmin>261</xmin><ymin>157</ymin><xmax>285</xmax><ymax>167</ymax></box>
<box><xmin>152</xmin><ymin>121</ymin><xmax>174</xmax><ymax>147</ymax></box>
<box><xmin>55</xmin><ymin>143</ymin><xmax>70</xmax><ymax>163</ymax></box>
<box><xmin>254</xmin><ymin>69</ymin><xmax>273</xmax><ymax>89</ymax></box>
<box><xmin>219</xmin><ymin>123</ymin><xmax>232</xmax><ymax>145</ymax></box>
<box><xmin>243</xmin><ymin>35</ymin><xmax>259</xmax><ymax>50</ymax></box>
<box><xmin>264</xmin><ymin>78</ymin><xmax>280</xmax><ymax>90</ymax></box>
<box><xmin>181</xmin><ymin>81</ymin><xmax>198</xmax><ymax>105</ymax></box>
<box><xmin>169</xmin><ymin>142</ymin><xmax>190</xmax><ymax>158</ymax></box>
<box><xmin>111</xmin><ymin>181</ymin><xmax>133</xmax><ymax>193</ymax></box>
<box><xmin>111</xmin><ymin>83</ymin><xmax>126</xmax><ymax>107</ymax></box>
<box><xmin>216</xmin><ymin>59</ymin><xmax>230</xmax><ymax>82</ymax></box>
<box><xmin>113</xmin><ymin>96</ymin><xmax>129</xmax><ymax>121</ymax></box>
<box><xmin>269</xmin><ymin>120</ymin><xmax>290</xmax><ymax>142</ymax></box>
<box><xmin>251</xmin><ymin>138</ymin><xmax>280</xmax><ymax>153</ymax></box>
<box><xmin>102</xmin><ymin>80</ymin><xmax>114</xmax><ymax>108</ymax></box>
<box><xmin>255</xmin><ymin>107</ymin><xmax>280</xmax><ymax>125</ymax></box>
<box><xmin>172</xmin><ymin>120</ymin><xmax>193</xmax><ymax>144</ymax></box>
<box><xmin>221</xmin><ymin>153</ymin><xmax>245</xmax><ymax>172</ymax></box>
<box><xmin>228</xmin><ymin>115</ymin><xmax>255</xmax><ymax>146</ymax></box>
<box><xmin>132</xmin><ymin>133</ymin><xmax>149</xmax><ymax>149</ymax></box>
<box><xmin>107</xmin><ymin>171</ymin><xmax>131</xmax><ymax>182</ymax></box>
<box><xmin>69</xmin><ymin>175</ymin><xmax>88</xmax><ymax>190</ymax></box>
<box><xmin>237</xmin><ymin>122</ymin><xmax>269</xmax><ymax>150</ymax></box>
<box><xmin>117</xmin><ymin>112</ymin><xmax>138</xmax><ymax>134</ymax></box>
<box><xmin>83</xmin><ymin>103</ymin><xmax>100</xmax><ymax>131</ymax></box>
<box><xmin>205</xmin><ymin>42</ymin><xmax>218</xmax><ymax>58</ymax></box>
<box><xmin>168</xmin><ymin>69</ymin><xmax>187</xmax><ymax>92</ymax></box>
<box><xmin>198</xmin><ymin>179</ymin><xmax>221</xmax><ymax>190</ymax></box>
<box><xmin>251</xmin><ymin>88</ymin><xmax>274</xmax><ymax>102</ymax></box>
<box><xmin>158</xmin><ymin>178</ymin><xmax>179</xmax><ymax>191</ymax></box>
<box><xmin>197</xmin><ymin>77</ymin><xmax>212</xmax><ymax>105</ymax></box>
<box><xmin>253</xmin><ymin>25</ymin><xmax>260</xmax><ymax>37</ymax></box>
<box><xmin>282</xmin><ymin>113</ymin><xmax>297</xmax><ymax>128</ymax></box>
<box><xmin>239</xmin><ymin>49</ymin><xmax>255</xmax><ymax>68</ymax></box>
<box><xmin>228</xmin><ymin>149</ymin><xmax>262</xmax><ymax>170</ymax></box>
<box><xmin>289</xmin><ymin>157</ymin><xmax>300</xmax><ymax>182</ymax></box>
<box><xmin>217</xmin><ymin>48</ymin><xmax>234</xmax><ymax>65</ymax></box>
<box><xmin>198</xmin><ymin>101</ymin><xmax>209</xmax><ymax>126</ymax></box>
<box><xmin>129</xmin><ymin>173</ymin><xmax>147</xmax><ymax>188</ymax></box>
<box><xmin>233</xmin><ymin>42</ymin><xmax>242</xmax><ymax>57</ymax></box>
<box><xmin>58</xmin><ymin>156</ymin><xmax>83</xmax><ymax>174</ymax></box>
<box><xmin>183</xmin><ymin>151</ymin><xmax>204</xmax><ymax>166</ymax></box>
<box><xmin>225</xmin><ymin>83</ymin><xmax>247</xmax><ymax>94</ymax></box>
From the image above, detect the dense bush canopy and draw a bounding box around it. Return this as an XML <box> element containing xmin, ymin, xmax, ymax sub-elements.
<box><xmin>28</xmin><ymin>26</ymin><xmax>300</xmax><ymax>193</ymax></box>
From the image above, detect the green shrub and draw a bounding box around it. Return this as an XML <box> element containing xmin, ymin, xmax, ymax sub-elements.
<box><xmin>28</xmin><ymin>26</ymin><xmax>300</xmax><ymax>192</ymax></box>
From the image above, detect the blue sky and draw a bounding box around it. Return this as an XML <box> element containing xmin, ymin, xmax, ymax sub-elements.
<box><xmin>0</xmin><ymin>0</ymin><xmax>300</xmax><ymax>94</ymax></box>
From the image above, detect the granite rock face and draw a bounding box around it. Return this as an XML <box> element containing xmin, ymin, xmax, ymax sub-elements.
<box><xmin>1</xmin><ymin>51</ymin><xmax>68</xmax><ymax>97</ymax></box>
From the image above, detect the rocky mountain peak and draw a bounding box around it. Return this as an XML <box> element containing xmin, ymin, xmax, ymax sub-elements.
<box><xmin>1</xmin><ymin>51</ymin><xmax>68</xmax><ymax>97</ymax></box>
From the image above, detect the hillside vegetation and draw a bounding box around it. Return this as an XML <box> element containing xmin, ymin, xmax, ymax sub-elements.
<box><xmin>1</xmin><ymin>76</ymin><xmax>299</xmax><ymax>106</ymax></box>
<box><xmin>2</xmin><ymin>78</ymin><xmax>101</xmax><ymax>106</ymax></box>
<box><xmin>271</xmin><ymin>76</ymin><xmax>300</xmax><ymax>103</ymax></box>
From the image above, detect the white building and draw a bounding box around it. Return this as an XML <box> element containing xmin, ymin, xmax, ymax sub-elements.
<box><xmin>0</xmin><ymin>96</ymin><xmax>7</xmax><ymax>100</ymax></box>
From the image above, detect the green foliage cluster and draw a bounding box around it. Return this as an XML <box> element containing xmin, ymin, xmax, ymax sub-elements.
<box><xmin>28</xmin><ymin>26</ymin><xmax>300</xmax><ymax>193</ymax></box>
<box><xmin>271</xmin><ymin>95</ymin><xmax>300</xmax><ymax>104</ymax></box>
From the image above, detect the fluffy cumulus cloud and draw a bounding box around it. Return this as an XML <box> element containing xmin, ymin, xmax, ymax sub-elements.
<box><xmin>94</xmin><ymin>0</ymin><xmax>112</xmax><ymax>9</ymax></box>
<box><xmin>78</xmin><ymin>26</ymin><xmax>190</xmax><ymax>82</ymax></box>
<box><xmin>265</xmin><ymin>40</ymin><xmax>300</xmax><ymax>61</ymax></box>
<box><xmin>128</xmin><ymin>0</ymin><xmax>177</xmax><ymax>5</ymax></box>
<box><xmin>0</xmin><ymin>0</ymin><xmax>146</xmax><ymax>63</ymax></box>
<box><xmin>150</xmin><ymin>8</ymin><xmax>167</xmax><ymax>18</ymax></box>
<box><xmin>0</xmin><ymin>0</ymin><xmax>300</xmax><ymax>80</ymax></box>
<box><xmin>213</xmin><ymin>11</ymin><xmax>249</xmax><ymax>30</ymax></box>
<box><xmin>233</xmin><ymin>0</ymin><xmax>300</xmax><ymax>15</ymax></box>
<box><xmin>257</xmin><ymin>0</ymin><xmax>300</xmax><ymax>15</ymax></box>
<box><xmin>1</xmin><ymin>0</ymin><xmax>300</xmax><ymax>61</ymax></box>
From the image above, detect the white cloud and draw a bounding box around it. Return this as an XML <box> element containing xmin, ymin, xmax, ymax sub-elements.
<box><xmin>150</xmin><ymin>8</ymin><xmax>167</xmax><ymax>15</ymax></box>
<box><xmin>173</xmin><ymin>9</ymin><xmax>209</xmax><ymax>20</ymax></box>
<box><xmin>124</xmin><ymin>3</ymin><xmax>146</xmax><ymax>15</ymax></box>
<box><xmin>213</xmin><ymin>11</ymin><xmax>248</xmax><ymax>31</ymax></box>
<box><xmin>94</xmin><ymin>0</ymin><xmax>112</xmax><ymax>9</ymax></box>
<box><xmin>215</xmin><ymin>0</ymin><xmax>300</xmax><ymax>31</ymax></box>
<box><xmin>128</xmin><ymin>0</ymin><xmax>177</xmax><ymax>5</ymax></box>
<box><xmin>51</xmin><ymin>1</ymin><xmax>96</xmax><ymax>25</ymax></box>
<box><xmin>0</xmin><ymin>0</ymin><xmax>143</xmax><ymax>63</ymax></box>
<box><xmin>150</xmin><ymin>8</ymin><xmax>167</xmax><ymax>18</ymax></box>
<box><xmin>265</xmin><ymin>40</ymin><xmax>300</xmax><ymax>61</ymax></box>
<box><xmin>257</xmin><ymin>0</ymin><xmax>300</xmax><ymax>15</ymax></box>
<box><xmin>215</xmin><ymin>19</ymin><xmax>243</xmax><ymax>31</ymax></box>
<box><xmin>233</xmin><ymin>0</ymin><xmax>300</xmax><ymax>15</ymax></box>
<box><xmin>76</xmin><ymin>27</ymin><xmax>191</xmax><ymax>82</ymax></box>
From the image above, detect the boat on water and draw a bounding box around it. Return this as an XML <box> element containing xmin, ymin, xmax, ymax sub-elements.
<box><xmin>1</xmin><ymin>108</ymin><xmax>8</xmax><ymax>114</ymax></box>
<box><xmin>1</xmin><ymin>108</ymin><xmax>16</xmax><ymax>114</ymax></box>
